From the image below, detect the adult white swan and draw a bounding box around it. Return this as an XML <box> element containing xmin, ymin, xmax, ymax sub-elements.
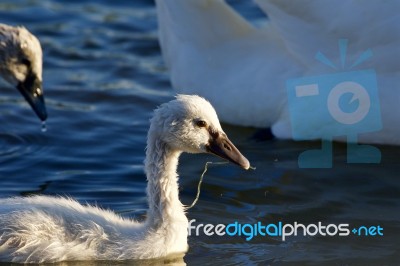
<box><xmin>0</xmin><ymin>23</ymin><xmax>47</xmax><ymax>121</ymax></box>
<box><xmin>155</xmin><ymin>0</ymin><xmax>400</xmax><ymax>145</ymax></box>
<box><xmin>0</xmin><ymin>95</ymin><xmax>249</xmax><ymax>263</ymax></box>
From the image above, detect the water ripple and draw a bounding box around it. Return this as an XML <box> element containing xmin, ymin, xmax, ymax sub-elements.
<box><xmin>0</xmin><ymin>132</ymin><xmax>47</xmax><ymax>163</ymax></box>
<box><xmin>0</xmin><ymin>133</ymin><xmax>28</xmax><ymax>158</ymax></box>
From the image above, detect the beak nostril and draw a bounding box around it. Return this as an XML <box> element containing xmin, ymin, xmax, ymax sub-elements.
<box><xmin>223</xmin><ymin>142</ymin><xmax>232</xmax><ymax>151</ymax></box>
<box><xmin>206</xmin><ymin>132</ymin><xmax>249</xmax><ymax>169</ymax></box>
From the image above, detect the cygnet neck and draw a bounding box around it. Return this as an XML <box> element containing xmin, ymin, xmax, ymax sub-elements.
<box><xmin>144</xmin><ymin>135</ymin><xmax>187</xmax><ymax>234</ymax></box>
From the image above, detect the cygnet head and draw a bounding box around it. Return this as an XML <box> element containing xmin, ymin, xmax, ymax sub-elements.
<box><xmin>149</xmin><ymin>95</ymin><xmax>250</xmax><ymax>169</ymax></box>
<box><xmin>0</xmin><ymin>24</ymin><xmax>47</xmax><ymax>121</ymax></box>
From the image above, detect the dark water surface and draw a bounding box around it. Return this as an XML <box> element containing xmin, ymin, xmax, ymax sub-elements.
<box><xmin>0</xmin><ymin>1</ymin><xmax>399</xmax><ymax>265</ymax></box>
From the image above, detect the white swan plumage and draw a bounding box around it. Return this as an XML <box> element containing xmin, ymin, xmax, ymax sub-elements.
<box><xmin>155</xmin><ymin>0</ymin><xmax>400</xmax><ymax>145</ymax></box>
<box><xmin>0</xmin><ymin>95</ymin><xmax>249</xmax><ymax>263</ymax></box>
<box><xmin>0</xmin><ymin>23</ymin><xmax>47</xmax><ymax>121</ymax></box>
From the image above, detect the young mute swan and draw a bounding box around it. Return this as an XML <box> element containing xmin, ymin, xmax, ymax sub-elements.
<box><xmin>0</xmin><ymin>95</ymin><xmax>250</xmax><ymax>263</ymax></box>
<box><xmin>0</xmin><ymin>23</ymin><xmax>47</xmax><ymax>121</ymax></box>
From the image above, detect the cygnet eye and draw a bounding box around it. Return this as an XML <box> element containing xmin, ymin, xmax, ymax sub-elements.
<box><xmin>195</xmin><ymin>120</ymin><xmax>207</xmax><ymax>128</ymax></box>
<box><xmin>21</xmin><ymin>58</ymin><xmax>31</xmax><ymax>67</ymax></box>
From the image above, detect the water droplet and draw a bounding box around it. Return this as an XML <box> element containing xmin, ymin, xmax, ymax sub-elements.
<box><xmin>41</xmin><ymin>121</ymin><xmax>47</xmax><ymax>132</ymax></box>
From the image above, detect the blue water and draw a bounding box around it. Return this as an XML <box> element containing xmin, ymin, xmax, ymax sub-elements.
<box><xmin>0</xmin><ymin>1</ymin><xmax>399</xmax><ymax>265</ymax></box>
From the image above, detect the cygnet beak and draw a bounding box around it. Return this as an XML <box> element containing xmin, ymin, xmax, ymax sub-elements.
<box><xmin>205</xmin><ymin>129</ymin><xmax>250</xmax><ymax>170</ymax></box>
<box><xmin>17</xmin><ymin>72</ymin><xmax>47</xmax><ymax>121</ymax></box>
